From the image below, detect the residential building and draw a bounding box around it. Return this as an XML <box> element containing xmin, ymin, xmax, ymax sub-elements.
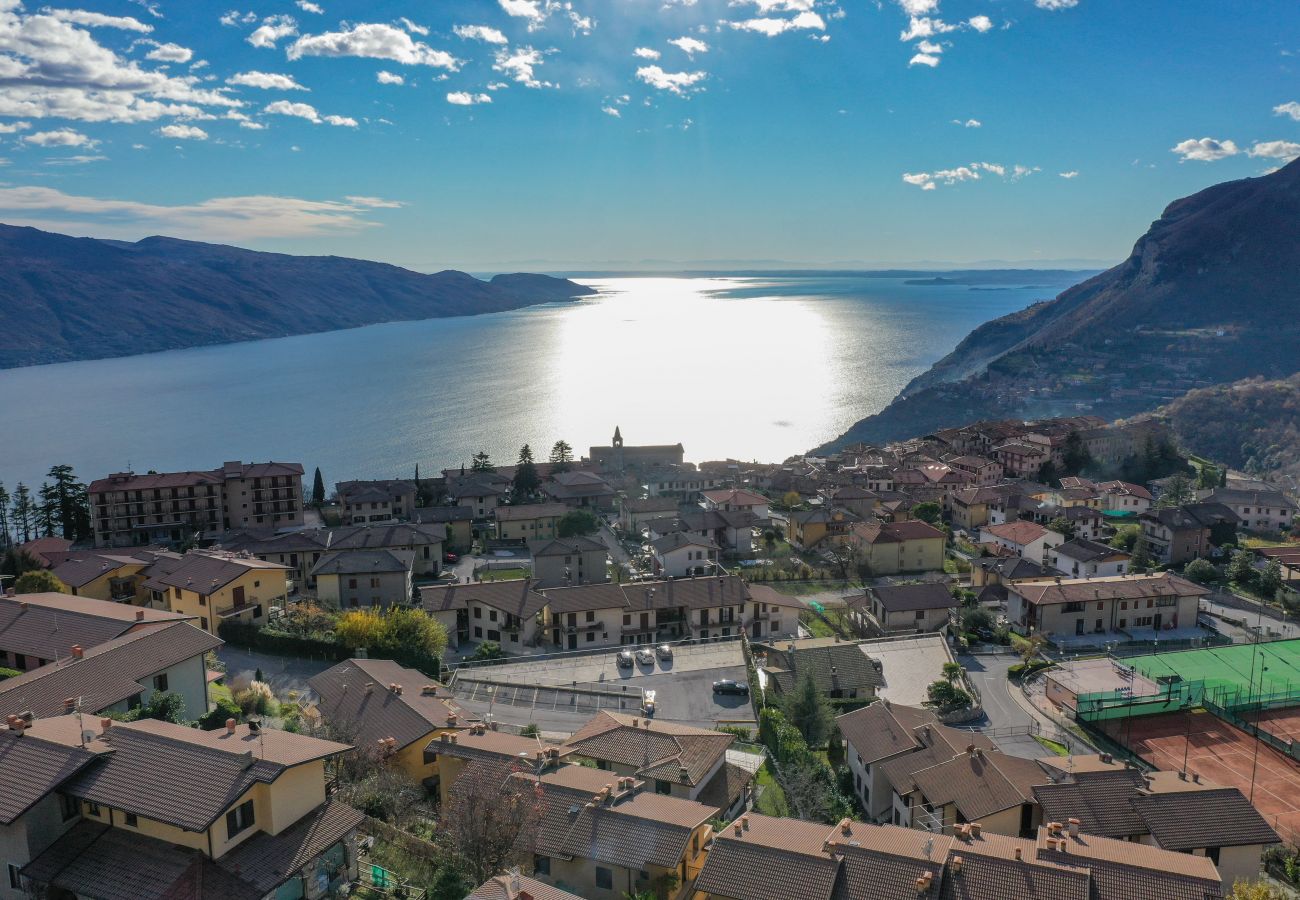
<box><xmin>309</xmin><ymin>658</ymin><xmax>475</xmax><ymax>793</ymax></box>
<box><xmin>19</xmin><ymin>715</ymin><xmax>362</xmax><ymax>900</ymax></box>
<box><xmin>617</xmin><ymin>496</ymin><xmax>679</xmax><ymax>534</ymax></box>
<box><xmin>468</xmin><ymin>873</ymin><xmax>584</xmax><ymax>900</ymax></box>
<box><xmin>1005</xmin><ymin>572</ymin><xmax>1208</xmax><ymax>644</ymax></box>
<box><xmin>419</xmin><ymin>579</ymin><xmax>548</xmax><ymax>649</ymax></box>
<box><xmin>89</xmin><ymin>461</ymin><xmax>304</xmax><ymax>548</ymax></box>
<box><xmin>1050</xmin><ymin>538</ymin><xmax>1130</xmax><ymax>578</ymax></box>
<box><xmin>425</xmin><ymin>723</ymin><xmax>568</xmax><ymax>806</ymax></box>
<box><xmin>587</xmin><ymin>427</ymin><xmax>685</xmax><ymax>472</ymax></box>
<box><xmin>993</xmin><ymin>440</ymin><xmax>1050</xmax><ymax>479</ymax></box>
<box><xmin>979</xmin><ymin>521</ymin><xmax>1064</xmax><ymax>564</ymax></box>
<box><xmin>49</xmin><ymin>550</ymin><xmax>168</xmax><ymax>605</ymax></box>
<box><xmin>892</xmin><ymin>744</ymin><xmax>1049</xmax><ymax>836</ymax></box>
<box><xmin>15</xmin><ymin>536</ymin><xmax>72</xmax><ymax>568</ymax></box>
<box><xmin>221</xmin><ymin>522</ymin><xmax>443</xmax><ymax>591</ymax></box>
<box><xmin>848</xmin><ymin>520</ymin><xmax>946</xmax><ymax>575</ymax></box>
<box><xmin>311</xmin><ymin>549</ymin><xmax>415</xmax><ymax>609</ymax></box>
<box><xmin>787</xmin><ymin>507</ymin><xmax>860</xmax><ymax>550</ymax></box>
<box><xmin>141</xmin><ymin>549</ymin><xmax>291</xmax><ymax>634</ymax></box>
<box><xmin>692</xmin><ymin>812</ymin><xmax>1227</xmax><ymax>900</ymax></box>
<box><xmin>0</xmin><ymin>591</ymin><xmax>191</xmax><ymax>673</ymax></box>
<box><xmin>757</xmin><ymin>637</ymin><xmax>883</xmax><ymax>700</ymax></box>
<box><xmin>862</xmin><ymin>582</ymin><xmax>957</xmax><ymax>633</ymax></box>
<box><xmin>495</xmin><ymin>502</ymin><xmax>569</xmax><ymax>542</ymax></box>
<box><xmin>541</xmin><ymin>470</ymin><xmax>618</xmax><ymax>511</ymax></box>
<box><xmin>530</xmin><ymin>536</ymin><xmax>609</xmax><ymax>588</ymax></box>
<box><xmin>968</xmin><ymin>556</ymin><xmax>1057</xmax><ymax>607</ymax></box>
<box><xmin>950</xmin><ymin>486</ymin><xmax>1014</xmax><ymax>531</ymax></box>
<box><xmin>1195</xmin><ymin>487</ymin><xmax>1298</xmax><ymax>533</ymax></box>
<box><xmin>1034</xmin><ymin>761</ymin><xmax>1279</xmax><ymax>890</ymax></box>
<box><xmin>451</xmin><ymin>478</ymin><xmax>507</xmax><ymax>518</ymax></box>
<box><xmin>336</xmin><ymin>479</ymin><xmax>417</xmax><ymax>524</ymax></box>
<box><xmin>538</xmin><ymin>582</ymin><xmax>629</xmax><ymax>650</ymax></box>
<box><xmin>1096</xmin><ymin>480</ymin><xmax>1154</xmax><ymax>513</ymax></box>
<box><xmin>0</xmin><ymin>619</ymin><xmax>220</xmax><ymax>723</ymax></box>
<box><xmin>649</xmin><ymin>531</ymin><xmax>720</xmax><ymax>577</ymax></box>
<box><xmin>641</xmin><ymin>468</ymin><xmax>725</xmax><ymax>501</ymax></box>
<box><xmin>737</xmin><ymin>584</ymin><xmax>802</xmax><ymax>642</ymax></box>
<box><xmin>644</xmin><ymin>508</ymin><xmax>760</xmax><ymax>556</ymax></box>
<box><xmin>823</xmin><ymin>485</ymin><xmax>880</xmax><ymax>519</ymax></box>
<box><xmin>561</xmin><ymin>711</ymin><xmax>745</xmax><ymax>809</ymax></box>
<box><xmin>701</xmin><ymin>489</ymin><xmax>770</xmax><ymax>520</ymax></box>
<box><xmin>945</xmin><ymin>455</ymin><xmax>1003</xmax><ymax>486</ymax></box>
<box><xmin>411</xmin><ymin>505</ymin><xmax>475</xmax><ymax>550</ymax></box>
<box><xmin>1139</xmin><ymin>502</ymin><xmax>1238</xmax><ymax>565</ymax></box>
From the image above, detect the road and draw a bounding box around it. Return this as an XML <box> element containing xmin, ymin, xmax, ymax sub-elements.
<box><xmin>957</xmin><ymin>652</ymin><xmax>1043</xmax><ymax>758</ymax></box>
<box><xmin>1202</xmin><ymin>592</ymin><xmax>1300</xmax><ymax>641</ymax></box>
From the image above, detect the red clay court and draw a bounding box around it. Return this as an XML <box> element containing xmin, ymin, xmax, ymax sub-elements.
<box><xmin>1242</xmin><ymin>706</ymin><xmax>1300</xmax><ymax>747</ymax></box>
<box><xmin>1102</xmin><ymin>709</ymin><xmax>1300</xmax><ymax>844</ymax></box>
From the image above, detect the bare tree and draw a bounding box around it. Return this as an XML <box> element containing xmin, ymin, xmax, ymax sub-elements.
<box><xmin>437</xmin><ymin>761</ymin><xmax>544</xmax><ymax>885</ymax></box>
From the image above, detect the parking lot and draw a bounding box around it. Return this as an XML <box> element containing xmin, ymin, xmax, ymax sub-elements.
<box><xmin>450</xmin><ymin>642</ymin><xmax>752</xmax><ymax>732</ymax></box>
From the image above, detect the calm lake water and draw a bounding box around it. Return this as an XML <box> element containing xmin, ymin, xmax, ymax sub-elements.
<box><xmin>0</xmin><ymin>273</ymin><xmax>1086</xmax><ymax>489</ymax></box>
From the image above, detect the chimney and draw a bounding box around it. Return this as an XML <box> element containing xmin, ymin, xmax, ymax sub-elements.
<box><xmin>63</xmin><ymin>698</ymin><xmax>76</xmax><ymax>712</ymax></box>
<box><xmin>966</xmin><ymin>744</ymin><xmax>975</xmax><ymax>755</ymax></box>
<box><xmin>838</xmin><ymin>818</ymin><xmax>852</xmax><ymax>835</ymax></box>
<box><xmin>1100</xmin><ymin>752</ymin><xmax>1112</xmax><ymax>764</ymax></box>
<box><xmin>1178</xmin><ymin>771</ymin><xmax>1187</xmax><ymax>781</ymax></box>
<box><xmin>679</xmin><ymin>765</ymin><xmax>690</xmax><ymax>782</ymax></box>
<box><xmin>969</xmin><ymin>823</ymin><xmax>982</xmax><ymax>838</ymax></box>
<box><xmin>1047</xmin><ymin>822</ymin><xmax>1062</xmax><ymax>836</ymax></box>
<box><xmin>100</xmin><ymin>717</ymin><xmax>112</xmax><ymax>730</ymax></box>
<box><xmin>440</xmin><ymin>732</ymin><xmax>450</xmax><ymax>743</ymax></box>
<box><xmin>422</xmin><ymin>684</ymin><xmax>438</xmax><ymax>696</ymax></box>
<box><xmin>447</xmin><ymin>713</ymin><xmax>458</xmax><ymax>726</ymax></box>
<box><xmin>134</xmin><ymin>609</ymin><xmax>145</xmax><ymax>621</ymax></box>
<box><xmin>226</xmin><ymin>718</ymin><xmax>237</xmax><ymax>734</ymax></box>
<box><xmin>734</xmin><ymin>822</ymin><xmax>743</xmax><ymax>837</ymax></box>
<box><xmin>742</xmin><ymin>815</ymin><xmax>749</xmax><ymax>829</ymax></box>
<box><xmin>951</xmin><ymin>855</ymin><xmax>963</xmax><ymax>874</ymax></box>
<box><xmin>449</xmin><ymin>734</ymin><xmax>457</xmax><ymax>744</ymax></box>
<box><xmin>365</xmin><ymin>682</ymin><xmax>375</xmax><ymax>693</ymax></box>
<box><xmin>70</xmin><ymin>645</ymin><xmax>83</xmax><ymax>660</ymax></box>
<box><xmin>1014</xmin><ymin>847</ymin><xmax>1022</xmax><ymax>861</ymax></box>
<box><xmin>1192</xmin><ymin>772</ymin><xmax>1200</xmax><ymax>783</ymax></box>
<box><xmin>1068</xmin><ymin>818</ymin><xmax>1080</xmax><ymax>837</ymax></box>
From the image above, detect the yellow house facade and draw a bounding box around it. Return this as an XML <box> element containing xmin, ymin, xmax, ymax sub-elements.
<box><xmin>144</xmin><ymin>550</ymin><xmax>291</xmax><ymax>634</ymax></box>
<box><xmin>849</xmin><ymin>520</ymin><xmax>946</xmax><ymax>575</ymax></box>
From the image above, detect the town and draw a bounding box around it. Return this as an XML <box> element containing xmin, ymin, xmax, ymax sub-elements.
<box><xmin>1</xmin><ymin>418</ymin><xmax>1299</xmax><ymax>900</ymax></box>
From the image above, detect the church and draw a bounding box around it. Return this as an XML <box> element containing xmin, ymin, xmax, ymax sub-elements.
<box><xmin>587</xmin><ymin>426</ymin><xmax>685</xmax><ymax>472</ymax></box>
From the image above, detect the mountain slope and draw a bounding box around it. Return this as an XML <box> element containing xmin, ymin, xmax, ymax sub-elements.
<box><xmin>0</xmin><ymin>225</ymin><xmax>595</xmax><ymax>368</ymax></box>
<box><xmin>1163</xmin><ymin>375</ymin><xmax>1300</xmax><ymax>479</ymax></box>
<box><xmin>820</xmin><ymin>157</ymin><xmax>1300</xmax><ymax>450</ymax></box>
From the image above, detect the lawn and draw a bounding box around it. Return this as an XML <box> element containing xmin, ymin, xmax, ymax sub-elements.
<box><xmin>799</xmin><ymin>611</ymin><xmax>838</xmax><ymax>638</ymax></box>
<box><xmin>1034</xmin><ymin>735</ymin><xmax>1069</xmax><ymax>756</ymax></box>
<box><xmin>754</xmin><ymin>762</ymin><xmax>789</xmax><ymax>816</ymax></box>
<box><xmin>477</xmin><ymin>567</ymin><xmax>530</xmax><ymax>582</ymax></box>
<box><xmin>770</xmin><ymin>580</ymin><xmax>861</xmax><ymax>597</ymax></box>
<box><xmin>1242</xmin><ymin>536</ymin><xmax>1298</xmax><ymax>549</ymax></box>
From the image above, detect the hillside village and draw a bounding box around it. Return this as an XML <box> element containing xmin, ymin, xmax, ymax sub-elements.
<box><xmin>1</xmin><ymin>420</ymin><xmax>1300</xmax><ymax>900</ymax></box>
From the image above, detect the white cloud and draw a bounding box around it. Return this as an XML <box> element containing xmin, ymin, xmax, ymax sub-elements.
<box><xmin>220</xmin><ymin>10</ymin><xmax>258</xmax><ymax>27</ymax></box>
<box><xmin>447</xmin><ymin>91</ymin><xmax>491</xmax><ymax>105</ymax></box>
<box><xmin>295</xmin><ymin>0</ymin><xmax>323</xmax><ymax>13</ymax></box>
<box><xmin>951</xmin><ymin>118</ymin><xmax>981</xmax><ymax>127</ymax></box>
<box><xmin>1058</xmin><ymin>170</ymin><xmax>1079</xmax><ymax>178</ymax></box>
<box><xmin>967</xmin><ymin>14</ymin><xmax>993</xmax><ymax>32</ymax></box>
<box><xmin>0</xmin><ymin>185</ymin><xmax>399</xmax><ymax>239</ymax></box>
<box><xmin>733</xmin><ymin>0</ymin><xmax>816</xmax><ymax>11</ymax></box>
<box><xmin>159</xmin><ymin>123</ymin><xmax>207</xmax><ymax>139</ymax></box>
<box><xmin>248</xmin><ymin>15</ymin><xmax>298</xmax><ymax>49</ymax></box>
<box><xmin>895</xmin><ymin>0</ymin><xmax>938</xmax><ymax>14</ymax></box>
<box><xmin>499</xmin><ymin>0</ymin><xmax>545</xmax><ymax>24</ymax></box>
<box><xmin>729</xmin><ymin>11</ymin><xmax>825</xmax><ymax>35</ymax></box>
<box><xmin>1170</xmin><ymin>137</ymin><xmax>1240</xmax><ymax>162</ymax></box>
<box><xmin>567</xmin><ymin>10</ymin><xmax>593</xmax><ymax>35</ymax></box>
<box><xmin>454</xmin><ymin>24</ymin><xmax>508</xmax><ymax>44</ymax></box>
<box><xmin>376</xmin><ymin>71</ymin><xmax>404</xmax><ymax>85</ymax></box>
<box><xmin>900</xmin><ymin>16</ymin><xmax>957</xmax><ymax>41</ymax></box>
<box><xmin>493</xmin><ymin>46</ymin><xmax>553</xmax><ymax>88</ymax></box>
<box><xmin>1247</xmin><ymin>140</ymin><xmax>1300</xmax><ymax>161</ymax></box>
<box><xmin>1274</xmin><ymin>101</ymin><xmax>1300</xmax><ymax>121</ymax></box>
<box><xmin>633</xmin><ymin>46</ymin><xmax>661</xmax><ymax>59</ymax></box>
<box><xmin>636</xmin><ymin>64</ymin><xmax>706</xmax><ymax>94</ymax></box>
<box><xmin>901</xmin><ymin>161</ymin><xmax>1035</xmax><ymax>190</ymax></box>
<box><xmin>44</xmin><ymin>153</ymin><xmax>105</xmax><ymax>164</ymax></box>
<box><xmin>1035</xmin><ymin>0</ymin><xmax>1078</xmax><ymax>8</ymax></box>
<box><xmin>144</xmin><ymin>41</ymin><xmax>193</xmax><ymax>63</ymax></box>
<box><xmin>265</xmin><ymin>100</ymin><xmax>356</xmax><ymax>126</ymax></box>
<box><xmin>398</xmin><ymin>17</ymin><xmax>428</xmax><ymax>36</ymax></box>
<box><xmin>227</xmin><ymin>71</ymin><xmax>308</xmax><ymax>90</ymax></box>
<box><xmin>669</xmin><ymin>36</ymin><xmax>708</xmax><ymax>55</ymax></box>
<box><xmin>44</xmin><ymin>9</ymin><xmax>152</xmax><ymax>32</ymax></box>
<box><xmin>0</xmin><ymin>120</ymin><xmax>31</xmax><ymax>133</ymax></box>
<box><xmin>601</xmin><ymin>105</ymin><xmax>620</xmax><ymax>117</ymax></box>
<box><xmin>908</xmin><ymin>52</ymin><xmax>939</xmax><ymax>67</ymax></box>
<box><xmin>288</xmin><ymin>23</ymin><xmax>460</xmax><ymax>68</ymax></box>
<box><xmin>23</xmin><ymin>128</ymin><xmax>95</xmax><ymax>146</ymax></box>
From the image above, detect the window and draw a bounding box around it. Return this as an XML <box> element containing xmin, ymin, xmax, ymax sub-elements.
<box><xmin>124</xmin><ymin>813</ymin><xmax>138</xmax><ymax>827</ymax></box>
<box><xmin>153</xmin><ymin>673</ymin><xmax>169</xmax><ymax>692</ymax></box>
<box><xmin>474</xmin><ymin>607</ymin><xmax>482</xmax><ymax>619</ymax></box>
<box><xmin>586</xmin><ymin>610</ymin><xmax>595</xmax><ymax>622</ymax></box>
<box><xmin>656</xmin><ymin>779</ymin><xmax>671</xmax><ymax>795</ymax></box>
<box><xmin>348</xmin><ymin>578</ymin><xmax>358</xmax><ymax>590</ymax></box>
<box><xmin>226</xmin><ymin>800</ymin><xmax>255</xmax><ymax>839</ymax></box>
<box><xmin>86</xmin><ymin>801</ymin><xmax>101</xmax><ymax>817</ymax></box>
<box><xmin>8</xmin><ymin>863</ymin><xmax>20</xmax><ymax>891</ymax></box>
<box><xmin>586</xmin><ymin>633</ymin><xmax>595</xmax><ymax>643</ymax></box>
<box><xmin>474</xmin><ymin>626</ymin><xmax>483</xmax><ymax>638</ymax></box>
<box><xmin>534</xmin><ymin>855</ymin><xmax>551</xmax><ymax>876</ymax></box>
<box><xmin>595</xmin><ymin>867</ymin><xmax>613</xmax><ymax>890</ymax></box>
<box><xmin>198</xmin><ymin>594</ymin><xmax>207</xmax><ymax>607</ymax></box>
<box><xmin>201</xmin><ymin>617</ymin><xmax>209</xmax><ymax>631</ymax></box>
<box><xmin>58</xmin><ymin>792</ymin><xmax>79</xmax><ymax>822</ymax></box>
<box><xmin>489</xmin><ymin>610</ymin><xmax>498</xmax><ymax>622</ymax></box>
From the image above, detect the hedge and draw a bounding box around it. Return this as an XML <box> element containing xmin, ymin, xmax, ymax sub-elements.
<box><xmin>217</xmin><ymin>620</ymin><xmax>442</xmax><ymax>679</ymax></box>
<box><xmin>0</xmin><ymin>667</ymin><xmax>21</xmax><ymax>681</ymax></box>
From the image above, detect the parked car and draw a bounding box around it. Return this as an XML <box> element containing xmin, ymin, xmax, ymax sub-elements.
<box><xmin>712</xmin><ymin>679</ymin><xmax>749</xmax><ymax>695</ymax></box>
<box><xmin>635</xmin><ymin>648</ymin><xmax>655</xmax><ymax>665</ymax></box>
<box><xmin>443</xmin><ymin>551</ymin><xmax>459</xmax><ymax>564</ymax></box>
<box><xmin>655</xmin><ymin>644</ymin><xmax>673</xmax><ymax>660</ymax></box>
<box><xmin>617</xmin><ymin>650</ymin><xmax>635</xmax><ymax>668</ymax></box>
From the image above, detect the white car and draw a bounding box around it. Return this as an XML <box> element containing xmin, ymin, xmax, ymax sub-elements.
<box><xmin>635</xmin><ymin>648</ymin><xmax>655</xmax><ymax>665</ymax></box>
<box><xmin>655</xmin><ymin>644</ymin><xmax>673</xmax><ymax>660</ymax></box>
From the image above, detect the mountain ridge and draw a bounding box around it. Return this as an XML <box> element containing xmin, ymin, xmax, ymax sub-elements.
<box><xmin>818</xmin><ymin>157</ymin><xmax>1300</xmax><ymax>452</ymax></box>
<box><xmin>0</xmin><ymin>224</ymin><xmax>596</xmax><ymax>369</ymax></box>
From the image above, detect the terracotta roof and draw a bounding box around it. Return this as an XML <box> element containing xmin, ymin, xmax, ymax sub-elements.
<box><xmin>869</xmin><ymin>582</ymin><xmax>958</xmax><ymax>613</ymax></box>
<box><xmin>468</xmin><ymin>874</ymin><xmax>585</xmax><ymax>900</ymax></box>
<box><xmin>703</xmin><ymin>489</ymin><xmax>768</xmax><ymax>506</ymax></box>
<box><xmin>762</xmin><ymin>641</ymin><xmax>883</xmax><ymax>695</ymax></box>
<box><xmin>1011</xmin><ymin>573</ymin><xmax>1208</xmax><ymax>607</ymax></box>
<box><xmin>216</xmin><ymin>800</ymin><xmax>364</xmax><ymax>892</ymax></box>
<box><xmin>649</xmin><ymin>531</ymin><xmax>719</xmax><ymax>553</ymax></box>
<box><xmin>140</xmin><ymin>550</ymin><xmax>288</xmax><ymax>594</ymax></box>
<box><xmin>0</xmin><ymin>621</ymin><xmax>222</xmax><ymax>718</ymax></box>
<box><xmin>620</xmin><ymin>496</ymin><xmax>680</xmax><ymax>513</ymax></box>
<box><xmin>909</xmin><ymin>750</ymin><xmax>1048</xmax><ymax>820</ymax></box>
<box><xmin>1033</xmin><ymin>770</ymin><xmax>1149</xmax><ymax>838</ymax></box>
<box><xmin>50</xmin><ymin>552</ymin><xmax>153</xmax><ymax>589</ymax></box>
<box><xmin>419</xmin><ymin>579</ymin><xmax>548</xmax><ymax>618</ymax></box>
<box><xmin>309</xmin><ymin>658</ymin><xmax>473</xmax><ymax>753</ymax></box>
<box><xmin>425</xmin><ymin>726</ymin><xmax>561</xmax><ymax>768</ymax></box>
<box><xmin>851</xmin><ymin>520</ymin><xmax>945</xmax><ymax>545</ymax></box>
<box><xmin>836</xmin><ymin>703</ymin><xmax>923</xmax><ymax>766</ymax></box>
<box><xmin>695</xmin><ymin>760</ymin><xmax>754</xmax><ymax>815</ymax></box>
<box><xmin>495</xmin><ymin>502</ymin><xmax>570</xmax><ymax>521</ymax></box>
<box><xmin>529</xmin><ymin>536</ymin><xmax>608</xmax><ymax>557</ymax></box>
<box><xmin>0</xmin><ymin>727</ymin><xmax>98</xmax><ymax>825</ymax></box>
<box><xmin>62</xmin><ymin>718</ymin><xmax>349</xmax><ymax>832</ymax></box>
<box><xmin>969</xmin><ymin>556</ymin><xmax>1055</xmax><ymax>580</ymax></box>
<box><xmin>1129</xmin><ymin>788</ymin><xmax>1280</xmax><ymax>850</ymax></box>
<box><xmin>0</xmin><ymin>592</ymin><xmax>190</xmax><ymax>663</ymax></box>
<box><xmin>562</xmin><ymin>711</ymin><xmax>732</xmax><ymax>787</ymax></box>
<box><xmin>693</xmin><ymin>815</ymin><xmax>842</xmax><ymax>900</ymax></box>
<box><xmin>308</xmin><ymin>548</ymin><xmax>415</xmax><ymax>576</ymax></box>
<box><xmin>539</xmin><ymin>582</ymin><xmax>631</xmax><ymax>613</ymax></box>
<box><xmin>982</xmin><ymin>521</ymin><xmax>1049</xmax><ymax>545</ymax></box>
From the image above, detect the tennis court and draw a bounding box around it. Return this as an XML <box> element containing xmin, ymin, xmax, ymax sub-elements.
<box><xmin>1242</xmin><ymin>705</ymin><xmax>1300</xmax><ymax>746</ymax></box>
<box><xmin>1104</xmin><ymin>709</ymin><xmax>1300</xmax><ymax>844</ymax></box>
<box><xmin>1124</xmin><ymin>639</ymin><xmax>1300</xmax><ymax>697</ymax></box>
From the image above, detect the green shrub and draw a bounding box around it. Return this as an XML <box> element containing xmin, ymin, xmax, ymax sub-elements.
<box><xmin>199</xmin><ymin>697</ymin><xmax>242</xmax><ymax>731</ymax></box>
<box><xmin>0</xmin><ymin>667</ymin><xmax>22</xmax><ymax>681</ymax></box>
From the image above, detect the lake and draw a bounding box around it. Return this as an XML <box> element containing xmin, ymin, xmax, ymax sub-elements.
<box><xmin>0</xmin><ymin>273</ymin><xmax>1087</xmax><ymax>490</ymax></box>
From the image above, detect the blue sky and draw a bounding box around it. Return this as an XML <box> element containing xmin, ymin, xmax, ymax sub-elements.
<box><xmin>0</xmin><ymin>0</ymin><xmax>1296</xmax><ymax>271</ymax></box>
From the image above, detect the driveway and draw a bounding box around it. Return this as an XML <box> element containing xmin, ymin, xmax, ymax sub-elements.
<box><xmin>958</xmin><ymin>652</ymin><xmax>1043</xmax><ymax>758</ymax></box>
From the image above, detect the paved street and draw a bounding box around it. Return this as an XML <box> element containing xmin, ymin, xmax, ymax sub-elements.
<box><xmin>958</xmin><ymin>652</ymin><xmax>1043</xmax><ymax>758</ymax></box>
<box><xmin>1202</xmin><ymin>593</ymin><xmax>1300</xmax><ymax>641</ymax></box>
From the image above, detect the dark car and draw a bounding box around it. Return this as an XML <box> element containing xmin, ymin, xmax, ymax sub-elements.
<box><xmin>617</xmin><ymin>650</ymin><xmax>635</xmax><ymax>668</ymax></box>
<box><xmin>712</xmin><ymin>679</ymin><xmax>749</xmax><ymax>695</ymax></box>
<box><xmin>443</xmin><ymin>551</ymin><xmax>459</xmax><ymax>564</ymax></box>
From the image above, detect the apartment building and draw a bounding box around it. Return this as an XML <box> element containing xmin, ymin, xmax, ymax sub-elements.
<box><xmin>141</xmin><ymin>549</ymin><xmax>291</xmax><ymax>634</ymax></box>
<box><xmin>336</xmin><ymin>479</ymin><xmax>417</xmax><ymax>524</ymax></box>
<box><xmin>222</xmin><ymin>522</ymin><xmax>444</xmax><ymax>591</ymax></box>
<box><xmin>1006</xmin><ymin>572</ymin><xmax>1207</xmax><ymax>644</ymax></box>
<box><xmin>311</xmin><ymin>549</ymin><xmax>415</xmax><ymax>609</ymax></box>
<box><xmin>0</xmin><ymin>591</ymin><xmax>191</xmax><ymax>672</ymax></box>
<box><xmin>848</xmin><ymin>520</ymin><xmax>946</xmax><ymax>575</ymax></box>
<box><xmin>495</xmin><ymin>502</ymin><xmax>569</xmax><ymax>542</ymax></box>
<box><xmin>419</xmin><ymin>580</ymin><xmax>548</xmax><ymax>650</ymax></box>
<box><xmin>530</xmin><ymin>536</ymin><xmax>609</xmax><ymax>588</ymax></box>
<box><xmin>89</xmin><ymin>461</ymin><xmax>304</xmax><ymax>548</ymax></box>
